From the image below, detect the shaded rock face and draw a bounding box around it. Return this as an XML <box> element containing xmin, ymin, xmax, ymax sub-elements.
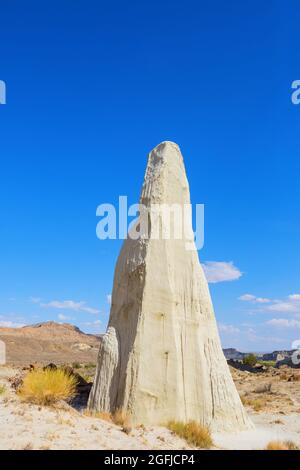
<box><xmin>223</xmin><ymin>348</ymin><xmax>245</xmax><ymax>361</ymax></box>
<box><xmin>89</xmin><ymin>141</ymin><xmax>253</xmax><ymax>431</ymax></box>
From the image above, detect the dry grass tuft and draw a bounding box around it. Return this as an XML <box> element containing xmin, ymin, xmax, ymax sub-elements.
<box><xmin>112</xmin><ymin>408</ymin><xmax>130</xmax><ymax>426</ymax></box>
<box><xmin>0</xmin><ymin>384</ymin><xmax>6</xmax><ymax>395</ymax></box>
<box><xmin>284</xmin><ymin>440</ymin><xmax>299</xmax><ymax>450</ymax></box>
<box><xmin>122</xmin><ymin>423</ymin><xmax>132</xmax><ymax>434</ymax></box>
<box><xmin>289</xmin><ymin>374</ymin><xmax>300</xmax><ymax>382</ymax></box>
<box><xmin>279</xmin><ymin>372</ymin><xmax>288</xmax><ymax>381</ymax></box>
<box><xmin>278</xmin><ymin>371</ymin><xmax>300</xmax><ymax>382</ymax></box>
<box><xmin>18</xmin><ymin>368</ymin><xmax>77</xmax><ymax>406</ymax></box>
<box><xmin>111</xmin><ymin>408</ymin><xmax>132</xmax><ymax>433</ymax></box>
<box><xmin>265</xmin><ymin>440</ymin><xmax>299</xmax><ymax>450</ymax></box>
<box><xmin>167</xmin><ymin>421</ymin><xmax>213</xmax><ymax>449</ymax></box>
<box><xmin>57</xmin><ymin>416</ymin><xmax>74</xmax><ymax>427</ymax></box>
<box><xmin>254</xmin><ymin>383</ymin><xmax>272</xmax><ymax>394</ymax></box>
<box><xmin>240</xmin><ymin>396</ymin><xmax>266</xmax><ymax>411</ymax></box>
<box><xmin>22</xmin><ymin>443</ymin><xmax>33</xmax><ymax>450</ymax></box>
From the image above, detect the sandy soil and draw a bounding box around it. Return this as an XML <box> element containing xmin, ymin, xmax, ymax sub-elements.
<box><xmin>1</xmin><ymin>365</ymin><xmax>300</xmax><ymax>450</ymax></box>
<box><xmin>214</xmin><ymin>413</ymin><xmax>300</xmax><ymax>450</ymax></box>
<box><xmin>0</xmin><ymin>367</ymin><xmax>189</xmax><ymax>450</ymax></box>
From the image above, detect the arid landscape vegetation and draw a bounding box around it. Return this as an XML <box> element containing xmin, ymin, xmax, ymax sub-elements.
<box><xmin>1</xmin><ymin>321</ymin><xmax>300</xmax><ymax>450</ymax></box>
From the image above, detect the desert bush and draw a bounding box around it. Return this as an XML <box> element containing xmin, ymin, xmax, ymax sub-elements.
<box><xmin>0</xmin><ymin>384</ymin><xmax>6</xmax><ymax>395</ymax></box>
<box><xmin>84</xmin><ymin>410</ymin><xmax>112</xmax><ymax>422</ymax></box>
<box><xmin>112</xmin><ymin>408</ymin><xmax>130</xmax><ymax>426</ymax></box>
<box><xmin>240</xmin><ymin>396</ymin><xmax>266</xmax><ymax>411</ymax></box>
<box><xmin>243</xmin><ymin>353</ymin><xmax>257</xmax><ymax>367</ymax></box>
<box><xmin>289</xmin><ymin>373</ymin><xmax>300</xmax><ymax>382</ymax></box>
<box><xmin>251</xmin><ymin>399</ymin><xmax>265</xmax><ymax>412</ymax></box>
<box><xmin>265</xmin><ymin>440</ymin><xmax>299</xmax><ymax>450</ymax></box>
<box><xmin>84</xmin><ymin>362</ymin><xmax>96</xmax><ymax>369</ymax></box>
<box><xmin>18</xmin><ymin>368</ymin><xmax>77</xmax><ymax>405</ymax></box>
<box><xmin>280</xmin><ymin>372</ymin><xmax>288</xmax><ymax>381</ymax></box>
<box><xmin>278</xmin><ymin>372</ymin><xmax>300</xmax><ymax>381</ymax></box>
<box><xmin>72</xmin><ymin>362</ymin><xmax>81</xmax><ymax>369</ymax></box>
<box><xmin>284</xmin><ymin>440</ymin><xmax>299</xmax><ymax>450</ymax></box>
<box><xmin>167</xmin><ymin>421</ymin><xmax>213</xmax><ymax>449</ymax></box>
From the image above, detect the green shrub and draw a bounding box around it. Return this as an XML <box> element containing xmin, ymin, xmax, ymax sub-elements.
<box><xmin>72</xmin><ymin>362</ymin><xmax>81</xmax><ymax>369</ymax></box>
<box><xmin>84</xmin><ymin>362</ymin><xmax>96</xmax><ymax>369</ymax></box>
<box><xmin>243</xmin><ymin>353</ymin><xmax>257</xmax><ymax>367</ymax></box>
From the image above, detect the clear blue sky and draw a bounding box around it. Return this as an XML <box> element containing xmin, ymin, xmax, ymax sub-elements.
<box><xmin>0</xmin><ymin>0</ymin><xmax>299</xmax><ymax>351</ymax></box>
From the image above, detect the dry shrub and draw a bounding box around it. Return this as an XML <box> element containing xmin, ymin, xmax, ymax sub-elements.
<box><xmin>290</xmin><ymin>374</ymin><xmax>300</xmax><ymax>382</ymax></box>
<box><xmin>252</xmin><ymin>399</ymin><xmax>265</xmax><ymax>412</ymax></box>
<box><xmin>285</xmin><ymin>440</ymin><xmax>299</xmax><ymax>450</ymax></box>
<box><xmin>0</xmin><ymin>384</ymin><xmax>6</xmax><ymax>395</ymax></box>
<box><xmin>18</xmin><ymin>368</ymin><xmax>77</xmax><ymax>405</ymax></box>
<box><xmin>84</xmin><ymin>409</ymin><xmax>112</xmax><ymax>422</ymax></box>
<box><xmin>280</xmin><ymin>372</ymin><xmax>288</xmax><ymax>381</ymax></box>
<box><xmin>22</xmin><ymin>443</ymin><xmax>33</xmax><ymax>450</ymax></box>
<box><xmin>72</xmin><ymin>362</ymin><xmax>81</xmax><ymax>369</ymax></box>
<box><xmin>241</xmin><ymin>396</ymin><xmax>266</xmax><ymax>411</ymax></box>
<box><xmin>122</xmin><ymin>423</ymin><xmax>132</xmax><ymax>434</ymax></box>
<box><xmin>111</xmin><ymin>408</ymin><xmax>132</xmax><ymax>433</ymax></box>
<box><xmin>112</xmin><ymin>408</ymin><xmax>129</xmax><ymax>426</ymax></box>
<box><xmin>279</xmin><ymin>372</ymin><xmax>300</xmax><ymax>382</ymax></box>
<box><xmin>266</xmin><ymin>440</ymin><xmax>299</xmax><ymax>450</ymax></box>
<box><xmin>95</xmin><ymin>411</ymin><xmax>112</xmax><ymax>422</ymax></box>
<box><xmin>57</xmin><ymin>416</ymin><xmax>74</xmax><ymax>426</ymax></box>
<box><xmin>167</xmin><ymin>421</ymin><xmax>213</xmax><ymax>449</ymax></box>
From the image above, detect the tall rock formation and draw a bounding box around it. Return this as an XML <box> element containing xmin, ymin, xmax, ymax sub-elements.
<box><xmin>89</xmin><ymin>141</ymin><xmax>253</xmax><ymax>431</ymax></box>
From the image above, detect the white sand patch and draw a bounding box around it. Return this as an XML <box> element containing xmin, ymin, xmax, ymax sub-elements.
<box><xmin>213</xmin><ymin>412</ymin><xmax>300</xmax><ymax>450</ymax></box>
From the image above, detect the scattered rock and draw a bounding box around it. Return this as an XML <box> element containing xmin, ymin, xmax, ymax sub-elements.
<box><xmin>8</xmin><ymin>374</ymin><xmax>24</xmax><ymax>390</ymax></box>
<box><xmin>254</xmin><ymin>383</ymin><xmax>272</xmax><ymax>394</ymax></box>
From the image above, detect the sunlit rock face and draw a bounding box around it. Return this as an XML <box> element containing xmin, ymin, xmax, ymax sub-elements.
<box><xmin>88</xmin><ymin>141</ymin><xmax>253</xmax><ymax>431</ymax></box>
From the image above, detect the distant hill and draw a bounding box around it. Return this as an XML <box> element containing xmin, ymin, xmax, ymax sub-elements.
<box><xmin>223</xmin><ymin>348</ymin><xmax>299</xmax><ymax>368</ymax></box>
<box><xmin>0</xmin><ymin>324</ymin><xmax>296</xmax><ymax>368</ymax></box>
<box><xmin>0</xmin><ymin>321</ymin><xmax>101</xmax><ymax>365</ymax></box>
<box><xmin>223</xmin><ymin>348</ymin><xmax>246</xmax><ymax>360</ymax></box>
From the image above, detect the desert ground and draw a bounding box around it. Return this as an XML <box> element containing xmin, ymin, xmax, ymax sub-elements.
<box><xmin>1</xmin><ymin>362</ymin><xmax>300</xmax><ymax>450</ymax></box>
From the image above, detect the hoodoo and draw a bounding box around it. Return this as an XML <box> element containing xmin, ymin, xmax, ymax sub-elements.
<box><xmin>89</xmin><ymin>141</ymin><xmax>253</xmax><ymax>431</ymax></box>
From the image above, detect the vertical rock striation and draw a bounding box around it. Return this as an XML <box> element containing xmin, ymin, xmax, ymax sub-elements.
<box><xmin>89</xmin><ymin>141</ymin><xmax>253</xmax><ymax>431</ymax></box>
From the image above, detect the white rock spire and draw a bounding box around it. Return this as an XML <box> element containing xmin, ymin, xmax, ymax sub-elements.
<box><xmin>88</xmin><ymin>141</ymin><xmax>253</xmax><ymax>431</ymax></box>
